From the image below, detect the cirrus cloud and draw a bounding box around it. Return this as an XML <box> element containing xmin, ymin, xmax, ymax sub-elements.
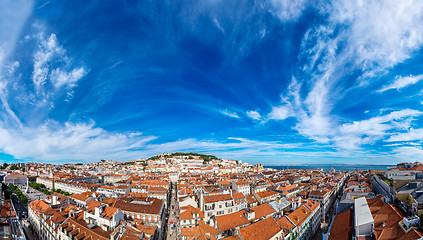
<box><xmin>378</xmin><ymin>74</ymin><xmax>423</xmax><ymax>93</ymax></box>
<box><xmin>246</xmin><ymin>110</ymin><xmax>261</xmax><ymax>120</ymax></box>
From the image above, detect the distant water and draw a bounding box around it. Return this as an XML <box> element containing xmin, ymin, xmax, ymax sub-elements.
<box><xmin>264</xmin><ymin>164</ymin><xmax>395</xmax><ymax>172</ymax></box>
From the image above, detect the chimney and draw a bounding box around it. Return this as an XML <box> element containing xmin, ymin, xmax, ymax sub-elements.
<box><xmin>244</xmin><ymin>209</ymin><xmax>255</xmax><ymax>220</ymax></box>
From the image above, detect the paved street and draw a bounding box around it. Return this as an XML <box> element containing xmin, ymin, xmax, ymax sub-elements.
<box><xmin>11</xmin><ymin>186</ymin><xmax>42</xmax><ymax>239</ymax></box>
<box><xmin>8</xmin><ymin>198</ymin><xmax>26</xmax><ymax>239</ymax></box>
<box><xmin>24</xmin><ymin>186</ymin><xmax>47</xmax><ymax>202</ymax></box>
<box><xmin>167</xmin><ymin>184</ymin><xmax>179</xmax><ymax>240</ymax></box>
<box><xmin>11</xmin><ymin>194</ymin><xmax>27</xmax><ymax>220</ymax></box>
<box><xmin>21</xmin><ymin>220</ymin><xmax>38</xmax><ymax>240</ymax></box>
<box><xmin>320</xmin><ymin>176</ymin><xmax>348</xmax><ymax>237</ymax></box>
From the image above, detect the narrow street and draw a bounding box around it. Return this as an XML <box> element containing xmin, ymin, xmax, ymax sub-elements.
<box><xmin>11</xmin><ymin>194</ymin><xmax>27</xmax><ymax>220</ymax></box>
<box><xmin>9</xmin><ymin>196</ymin><xmax>26</xmax><ymax>239</ymax></box>
<box><xmin>10</xmin><ymin>185</ymin><xmax>41</xmax><ymax>239</ymax></box>
<box><xmin>167</xmin><ymin>183</ymin><xmax>179</xmax><ymax>240</ymax></box>
<box><xmin>320</xmin><ymin>175</ymin><xmax>349</xmax><ymax>239</ymax></box>
<box><xmin>21</xmin><ymin>220</ymin><xmax>38</xmax><ymax>240</ymax></box>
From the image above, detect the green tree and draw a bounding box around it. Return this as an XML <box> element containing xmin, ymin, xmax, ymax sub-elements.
<box><xmin>0</xmin><ymin>163</ymin><xmax>8</xmax><ymax>169</ymax></box>
<box><xmin>10</xmin><ymin>164</ymin><xmax>19</xmax><ymax>170</ymax></box>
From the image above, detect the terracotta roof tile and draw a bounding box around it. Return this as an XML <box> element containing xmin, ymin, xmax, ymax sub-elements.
<box><xmin>329</xmin><ymin>208</ymin><xmax>352</xmax><ymax>240</ymax></box>
<box><xmin>239</xmin><ymin>217</ymin><xmax>281</xmax><ymax>240</ymax></box>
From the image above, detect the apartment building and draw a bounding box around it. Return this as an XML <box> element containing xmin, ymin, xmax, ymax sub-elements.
<box><xmin>212</xmin><ymin>203</ymin><xmax>276</xmax><ymax>238</ymax></box>
<box><xmin>69</xmin><ymin>192</ymin><xmax>99</xmax><ymax>207</ymax></box>
<box><xmin>58</xmin><ymin>217</ymin><xmax>114</xmax><ymax>240</ymax></box>
<box><xmin>309</xmin><ymin>189</ymin><xmax>330</xmax><ymax>218</ymax></box>
<box><xmin>202</xmin><ymin>194</ymin><xmax>236</xmax><ymax>223</ymax></box>
<box><xmin>36</xmin><ymin>177</ymin><xmax>54</xmax><ymax>189</ymax></box>
<box><xmin>54</xmin><ymin>180</ymin><xmax>98</xmax><ymax>194</ymax></box>
<box><xmin>28</xmin><ymin>200</ymin><xmax>67</xmax><ymax>240</ymax></box>
<box><xmin>4</xmin><ymin>173</ymin><xmax>28</xmax><ymax>186</ymax></box>
<box><xmin>253</xmin><ymin>190</ymin><xmax>280</xmax><ymax>204</ymax></box>
<box><xmin>97</xmin><ymin>185</ymin><xmax>119</xmax><ymax>197</ymax></box>
<box><xmin>232</xmin><ymin>192</ymin><xmax>247</xmax><ymax>211</ymax></box>
<box><xmin>111</xmin><ymin>196</ymin><xmax>165</xmax><ymax>226</ymax></box>
<box><xmin>84</xmin><ymin>203</ymin><xmax>125</xmax><ymax>231</ymax></box>
<box><xmin>231</xmin><ymin>180</ymin><xmax>251</xmax><ymax>196</ymax></box>
<box><xmin>179</xmin><ymin>205</ymin><xmax>204</xmax><ymax>228</ymax></box>
<box><xmin>277</xmin><ymin>200</ymin><xmax>321</xmax><ymax>240</ymax></box>
<box><xmin>148</xmin><ymin>186</ymin><xmax>168</xmax><ymax>200</ymax></box>
<box><xmin>178</xmin><ymin>195</ymin><xmax>198</xmax><ymax>208</ymax></box>
<box><xmin>273</xmin><ymin>184</ymin><xmax>300</xmax><ymax>198</ymax></box>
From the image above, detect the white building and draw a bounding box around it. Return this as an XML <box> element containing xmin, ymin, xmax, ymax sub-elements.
<box><xmin>5</xmin><ymin>174</ymin><xmax>28</xmax><ymax>186</ymax></box>
<box><xmin>385</xmin><ymin>168</ymin><xmax>417</xmax><ymax>180</ymax></box>
<box><xmin>354</xmin><ymin>197</ymin><xmax>374</xmax><ymax>237</ymax></box>
<box><xmin>231</xmin><ymin>180</ymin><xmax>251</xmax><ymax>196</ymax></box>
<box><xmin>36</xmin><ymin>177</ymin><xmax>54</xmax><ymax>189</ymax></box>
<box><xmin>179</xmin><ymin>195</ymin><xmax>198</xmax><ymax>208</ymax></box>
<box><xmin>201</xmin><ymin>193</ymin><xmax>237</xmax><ymax>223</ymax></box>
<box><xmin>54</xmin><ymin>180</ymin><xmax>98</xmax><ymax>194</ymax></box>
<box><xmin>70</xmin><ymin>193</ymin><xmax>93</xmax><ymax>208</ymax></box>
<box><xmin>84</xmin><ymin>205</ymin><xmax>125</xmax><ymax>231</ymax></box>
<box><xmin>28</xmin><ymin>200</ymin><xmax>67</xmax><ymax>240</ymax></box>
<box><xmin>279</xmin><ymin>200</ymin><xmax>321</xmax><ymax>240</ymax></box>
<box><xmin>97</xmin><ymin>185</ymin><xmax>119</xmax><ymax>197</ymax></box>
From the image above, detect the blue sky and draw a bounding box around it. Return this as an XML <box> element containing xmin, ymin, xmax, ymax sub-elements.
<box><xmin>1</xmin><ymin>0</ymin><xmax>423</xmax><ymax>164</ymax></box>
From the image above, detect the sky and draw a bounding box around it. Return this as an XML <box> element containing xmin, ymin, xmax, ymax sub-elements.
<box><xmin>1</xmin><ymin>0</ymin><xmax>423</xmax><ymax>165</ymax></box>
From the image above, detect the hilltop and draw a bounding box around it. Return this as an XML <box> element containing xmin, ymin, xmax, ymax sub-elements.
<box><xmin>147</xmin><ymin>152</ymin><xmax>221</xmax><ymax>162</ymax></box>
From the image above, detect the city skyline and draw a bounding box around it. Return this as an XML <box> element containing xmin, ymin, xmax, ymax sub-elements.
<box><xmin>1</xmin><ymin>0</ymin><xmax>423</xmax><ymax>164</ymax></box>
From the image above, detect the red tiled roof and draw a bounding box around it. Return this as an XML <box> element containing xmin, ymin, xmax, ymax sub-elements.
<box><xmin>329</xmin><ymin>208</ymin><xmax>352</xmax><ymax>240</ymax></box>
<box><xmin>239</xmin><ymin>217</ymin><xmax>281</xmax><ymax>240</ymax></box>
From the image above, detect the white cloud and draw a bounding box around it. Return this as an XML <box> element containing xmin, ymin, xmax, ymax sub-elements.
<box><xmin>386</xmin><ymin>128</ymin><xmax>423</xmax><ymax>142</ymax></box>
<box><xmin>269</xmin><ymin>0</ymin><xmax>307</xmax><ymax>22</ymax></box>
<box><xmin>393</xmin><ymin>146</ymin><xmax>423</xmax><ymax>159</ymax></box>
<box><xmin>213</xmin><ymin>17</ymin><xmax>225</xmax><ymax>34</ymax></box>
<box><xmin>268</xmin><ymin>106</ymin><xmax>291</xmax><ymax>120</ymax></box>
<box><xmin>0</xmin><ymin>91</ymin><xmax>23</xmax><ymax>130</ymax></box>
<box><xmin>335</xmin><ymin>109</ymin><xmax>422</xmax><ymax>149</ymax></box>
<box><xmin>296</xmin><ymin>114</ymin><xmax>333</xmax><ymax>143</ymax></box>
<box><xmin>0</xmin><ymin>121</ymin><xmax>156</xmax><ymax>161</ymax></box>
<box><xmin>0</xmin><ymin>0</ymin><xmax>33</xmax><ymax>68</ymax></box>
<box><xmin>50</xmin><ymin>67</ymin><xmax>87</xmax><ymax>89</ymax></box>
<box><xmin>0</xmin><ymin>0</ymin><xmax>32</xmax><ymax>131</ymax></box>
<box><xmin>340</xmin><ymin>109</ymin><xmax>420</xmax><ymax>135</ymax></box>
<box><xmin>325</xmin><ymin>0</ymin><xmax>423</xmax><ymax>71</ymax></box>
<box><xmin>247</xmin><ymin>110</ymin><xmax>261</xmax><ymax>120</ymax></box>
<box><xmin>32</xmin><ymin>33</ymin><xmax>65</xmax><ymax>89</ymax></box>
<box><xmin>268</xmin><ymin>0</ymin><xmax>423</xmax><ymax>152</ymax></box>
<box><xmin>378</xmin><ymin>74</ymin><xmax>423</xmax><ymax>93</ymax></box>
<box><xmin>272</xmin><ymin>71</ymin><xmax>423</xmax><ymax>149</ymax></box>
<box><xmin>0</xmin><ymin>118</ymin><xmax>313</xmax><ymax>162</ymax></box>
<box><xmin>220</xmin><ymin>109</ymin><xmax>240</xmax><ymax>118</ymax></box>
<box><xmin>32</xmin><ymin>33</ymin><xmax>87</xmax><ymax>91</ymax></box>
